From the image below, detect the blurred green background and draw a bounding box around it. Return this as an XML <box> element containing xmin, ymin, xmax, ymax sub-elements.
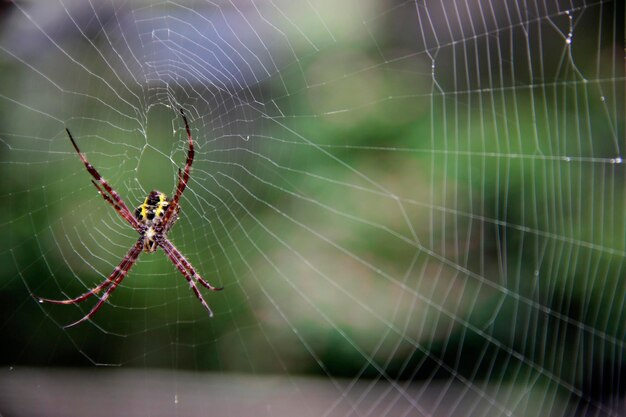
<box><xmin>0</xmin><ymin>1</ymin><xmax>623</xmax><ymax>416</ymax></box>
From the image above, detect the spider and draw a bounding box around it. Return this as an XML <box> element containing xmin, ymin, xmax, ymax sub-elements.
<box><xmin>39</xmin><ymin>109</ymin><xmax>222</xmax><ymax>327</ymax></box>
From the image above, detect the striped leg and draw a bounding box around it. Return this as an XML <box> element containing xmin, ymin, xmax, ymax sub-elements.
<box><xmin>63</xmin><ymin>239</ymin><xmax>143</xmax><ymax>328</ymax></box>
<box><xmin>161</xmin><ymin>109</ymin><xmax>194</xmax><ymax>227</ymax></box>
<box><xmin>159</xmin><ymin>238</ymin><xmax>223</xmax><ymax>292</ymax></box>
<box><xmin>158</xmin><ymin>238</ymin><xmax>218</xmax><ymax>317</ymax></box>
<box><xmin>66</xmin><ymin>128</ymin><xmax>141</xmax><ymax>231</ymax></box>
<box><xmin>39</xmin><ymin>238</ymin><xmax>143</xmax><ymax>307</ymax></box>
<box><xmin>91</xmin><ymin>180</ymin><xmax>139</xmax><ymax>229</ymax></box>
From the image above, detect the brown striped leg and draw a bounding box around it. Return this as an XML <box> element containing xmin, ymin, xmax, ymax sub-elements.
<box><xmin>158</xmin><ymin>239</ymin><xmax>216</xmax><ymax>317</ymax></box>
<box><xmin>66</xmin><ymin>128</ymin><xmax>140</xmax><ymax>230</ymax></box>
<box><xmin>161</xmin><ymin>109</ymin><xmax>194</xmax><ymax>227</ymax></box>
<box><xmin>39</xmin><ymin>238</ymin><xmax>143</xmax><ymax>307</ymax></box>
<box><xmin>160</xmin><ymin>238</ymin><xmax>223</xmax><ymax>292</ymax></box>
<box><xmin>63</xmin><ymin>239</ymin><xmax>143</xmax><ymax>328</ymax></box>
<box><xmin>90</xmin><ymin>180</ymin><xmax>140</xmax><ymax>229</ymax></box>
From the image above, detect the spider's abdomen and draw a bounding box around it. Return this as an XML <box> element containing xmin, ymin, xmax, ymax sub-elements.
<box><xmin>135</xmin><ymin>190</ymin><xmax>170</xmax><ymax>225</ymax></box>
<box><xmin>135</xmin><ymin>190</ymin><xmax>181</xmax><ymax>253</ymax></box>
<box><xmin>135</xmin><ymin>190</ymin><xmax>172</xmax><ymax>253</ymax></box>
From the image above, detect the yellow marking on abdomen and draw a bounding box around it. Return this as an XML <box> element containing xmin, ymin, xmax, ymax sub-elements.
<box><xmin>140</xmin><ymin>200</ymin><xmax>149</xmax><ymax>221</ymax></box>
<box><xmin>154</xmin><ymin>193</ymin><xmax>169</xmax><ymax>218</ymax></box>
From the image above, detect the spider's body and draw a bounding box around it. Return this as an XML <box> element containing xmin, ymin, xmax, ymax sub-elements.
<box><xmin>38</xmin><ymin>109</ymin><xmax>222</xmax><ymax>327</ymax></box>
<box><xmin>135</xmin><ymin>190</ymin><xmax>178</xmax><ymax>252</ymax></box>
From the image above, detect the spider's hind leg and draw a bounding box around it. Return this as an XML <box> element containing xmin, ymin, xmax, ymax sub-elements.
<box><xmin>37</xmin><ymin>239</ymin><xmax>143</xmax><ymax>327</ymax></box>
<box><xmin>158</xmin><ymin>238</ymin><xmax>221</xmax><ymax>317</ymax></box>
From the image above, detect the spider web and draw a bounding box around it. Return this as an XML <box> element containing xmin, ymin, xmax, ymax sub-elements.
<box><xmin>0</xmin><ymin>0</ymin><xmax>624</xmax><ymax>416</ymax></box>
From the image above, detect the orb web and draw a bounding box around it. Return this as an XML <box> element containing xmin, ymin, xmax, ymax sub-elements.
<box><xmin>0</xmin><ymin>1</ymin><xmax>623</xmax><ymax>416</ymax></box>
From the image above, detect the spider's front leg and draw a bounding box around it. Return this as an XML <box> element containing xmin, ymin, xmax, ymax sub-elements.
<box><xmin>65</xmin><ymin>128</ymin><xmax>141</xmax><ymax>232</ymax></box>
<box><xmin>161</xmin><ymin>109</ymin><xmax>194</xmax><ymax>227</ymax></box>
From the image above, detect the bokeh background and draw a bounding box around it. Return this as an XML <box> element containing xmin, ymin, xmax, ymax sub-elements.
<box><xmin>0</xmin><ymin>1</ymin><xmax>623</xmax><ymax>416</ymax></box>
